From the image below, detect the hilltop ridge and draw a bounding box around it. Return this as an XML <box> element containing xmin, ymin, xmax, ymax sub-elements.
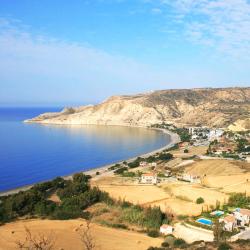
<box><xmin>26</xmin><ymin>87</ymin><xmax>250</xmax><ymax>128</ymax></box>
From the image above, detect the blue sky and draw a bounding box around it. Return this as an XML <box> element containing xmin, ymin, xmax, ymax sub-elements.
<box><xmin>0</xmin><ymin>0</ymin><xmax>250</xmax><ymax>106</ymax></box>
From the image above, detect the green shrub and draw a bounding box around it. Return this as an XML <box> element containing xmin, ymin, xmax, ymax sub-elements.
<box><xmin>196</xmin><ymin>197</ymin><xmax>205</xmax><ymax>204</ymax></box>
<box><xmin>161</xmin><ymin>242</ymin><xmax>169</xmax><ymax>247</ymax></box>
<box><xmin>147</xmin><ymin>230</ymin><xmax>159</xmax><ymax>238</ymax></box>
<box><xmin>158</xmin><ymin>153</ymin><xmax>173</xmax><ymax>161</ymax></box>
<box><xmin>184</xmin><ymin>149</ymin><xmax>189</xmax><ymax>153</ymax></box>
<box><xmin>114</xmin><ymin>167</ymin><xmax>128</xmax><ymax>175</ymax></box>
<box><xmin>228</xmin><ymin>193</ymin><xmax>250</xmax><ymax>207</ymax></box>
<box><xmin>128</xmin><ymin>161</ymin><xmax>140</xmax><ymax>168</ymax></box>
<box><xmin>173</xmin><ymin>238</ymin><xmax>186</xmax><ymax>247</ymax></box>
<box><xmin>218</xmin><ymin>242</ymin><xmax>232</xmax><ymax>250</ymax></box>
<box><xmin>121</xmin><ymin>171</ymin><xmax>136</xmax><ymax>177</ymax></box>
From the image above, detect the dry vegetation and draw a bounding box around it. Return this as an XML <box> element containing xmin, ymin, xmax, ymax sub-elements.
<box><xmin>91</xmin><ymin>159</ymin><xmax>250</xmax><ymax>216</ymax></box>
<box><xmin>0</xmin><ymin>219</ymin><xmax>162</xmax><ymax>250</ymax></box>
<box><xmin>169</xmin><ymin>146</ymin><xmax>208</xmax><ymax>158</ymax></box>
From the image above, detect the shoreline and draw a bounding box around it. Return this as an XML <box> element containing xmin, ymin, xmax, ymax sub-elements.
<box><xmin>0</xmin><ymin>127</ymin><xmax>180</xmax><ymax>197</ymax></box>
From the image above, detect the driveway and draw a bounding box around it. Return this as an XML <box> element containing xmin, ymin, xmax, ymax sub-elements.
<box><xmin>173</xmin><ymin>223</ymin><xmax>214</xmax><ymax>243</ymax></box>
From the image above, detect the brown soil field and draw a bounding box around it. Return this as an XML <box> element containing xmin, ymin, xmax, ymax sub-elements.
<box><xmin>0</xmin><ymin>219</ymin><xmax>162</xmax><ymax>250</ymax></box>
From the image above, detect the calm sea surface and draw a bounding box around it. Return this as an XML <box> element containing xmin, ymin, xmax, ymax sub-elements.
<box><xmin>0</xmin><ymin>107</ymin><xmax>170</xmax><ymax>192</ymax></box>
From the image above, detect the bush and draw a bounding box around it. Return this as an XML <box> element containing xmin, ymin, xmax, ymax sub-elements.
<box><xmin>96</xmin><ymin>171</ymin><xmax>100</xmax><ymax>175</ymax></box>
<box><xmin>228</xmin><ymin>193</ymin><xmax>250</xmax><ymax>207</ymax></box>
<box><xmin>114</xmin><ymin>167</ymin><xmax>128</xmax><ymax>175</ymax></box>
<box><xmin>158</xmin><ymin>153</ymin><xmax>173</xmax><ymax>161</ymax></box>
<box><xmin>184</xmin><ymin>149</ymin><xmax>189</xmax><ymax>153</ymax></box>
<box><xmin>218</xmin><ymin>242</ymin><xmax>232</xmax><ymax>250</ymax></box>
<box><xmin>147</xmin><ymin>230</ymin><xmax>159</xmax><ymax>238</ymax></box>
<box><xmin>121</xmin><ymin>171</ymin><xmax>136</xmax><ymax>177</ymax></box>
<box><xmin>196</xmin><ymin>197</ymin><xmax>205</xmax><ymax>204</ymax></box>
<box><xmin>161</xmin><ymin>242</ymin><xmax>169</xmax><ymax>247</ymax></box>
<box><xmin>128</xmin><ymin>161</ymin><xmax>140</xmax><ymax>168</ymax></box>
<box><xmin>173</xmin><ymin>238</ymin><xmax>186</xmax><ymax>247</ymax></box>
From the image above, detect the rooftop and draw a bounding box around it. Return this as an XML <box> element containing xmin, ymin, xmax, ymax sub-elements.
<box><xmin>223</xmin><ymin>215</ymin><xmax>236</xmax><ymax>223</ymax></box>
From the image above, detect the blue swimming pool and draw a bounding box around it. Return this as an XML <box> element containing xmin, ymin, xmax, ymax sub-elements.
<box><xmin>196</xmin><ymin>218</ymin><xmax>213</xmax><ymax>226</ymax></box>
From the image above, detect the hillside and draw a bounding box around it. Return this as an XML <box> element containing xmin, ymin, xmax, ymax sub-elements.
<box><xmin>26</xmin><ymin>87</ymin><xmax>250</xmax><ymax>128</ymax></box>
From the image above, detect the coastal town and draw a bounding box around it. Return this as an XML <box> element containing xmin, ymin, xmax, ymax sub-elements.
<box><xmin>88</xmin><ymin>123</ymin><xmax>250</xmax><ymax>247</ymax></box>
<box><xmin>1</xmin><ymin>121</ymin><xmax>250</xmax><ymax>249</ymax></box>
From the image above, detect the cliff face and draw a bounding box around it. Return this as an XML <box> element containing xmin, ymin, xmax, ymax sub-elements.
<box><xmin>26</xmin><ymin>87</ymin><xmax>250</xmax><ymax>128</ymax></box>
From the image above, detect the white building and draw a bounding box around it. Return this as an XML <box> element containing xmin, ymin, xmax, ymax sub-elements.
<box><xmin>233</xmin><ymin>208</ymin><xmax>250</xmax><ymax>226</ymax></box>
<box><xmin>151</xmin><ymin>162</ymin><xmax>157</xmax><ymax>167</ymax></box>
<box><xmin>221</xmin><ymin>215</ymin><xmax>237</xmax><ymax>232</ymax></box>
<box><xmin>139</xmin><ymin>161</ymin><xmax>147</xmax><ymax>167</ymax></box>
<box><xmin>178</xmin><ymin>173</ymin><xmax>200</xmax><ymax>183</ymax></box>
<box><xmin>208</xmin><ymin>129</ymin><xmax>224</xmax><ymax>141</ymax></box>
<box><xmin>140</xmin><ymin>173</ymin><xmax>158</xmax><ymax>184</ymax></box>
<box><xmin>160</xmin><ymin>224</ymin><xmax>173</xmax><ymax>235</ymax></box>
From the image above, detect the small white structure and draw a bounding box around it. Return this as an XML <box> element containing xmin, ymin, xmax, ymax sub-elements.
<box><xmin>140</xmin><ymin>173</ymin><xmax>157</xmax><ymax>184</ymax></box>
<box><xmin>160</xmin><ymin>224</ymin><xmax>173</xmax><ymax>235</ymax></box>
<box><xmin>221</xmin><ymin>215</ymin><xmax>237</xmax><ymax>232</ymax></box>
<box><xmin>178</xmin><ymin>173</ymin><xmax>200</xmax><ymax>183</ymax></box>
<box><xmin>233</xmin><ymin>208</ymin><xmax>250</xmax><ymax>226</ymax></box>
<box><xmin>208</xmin><ymin>129</ymin><xmax>224</xmax><ymax>141</ymax></box>
<box><xmin>140</xmin><ymin>161</ymin><xmax>147</xmax><ymax>167</ymax></box>
<box><xmin>246</xmin><ymin>157</ymin><xmax>250</xmax><ymax>163</ymax></box>
<box><xmin>151</xmin><ymin>162</ymin><xmax>157</xmax><ymax>167</ymax></box>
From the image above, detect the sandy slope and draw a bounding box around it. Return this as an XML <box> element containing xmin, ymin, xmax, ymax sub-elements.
<box><xmin>0</xmin><ymin>219</ymin><xmax>162</xmax><ymax>250</ymax></box>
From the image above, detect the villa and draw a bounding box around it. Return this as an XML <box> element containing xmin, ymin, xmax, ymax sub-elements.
<box><xmin>221</xmin><ymin>208</ymin><xmax>250</xmax><ymax>232</ymax></box>
<box><xmin>140</xmin><ymin>173</ymin><xmax>158</xmax><ymax>184</ymax></box>
<box><xmin>233</xmin><ymin>208</ymin><xmax>250</xmax><ymax>226</ymax></box>
<box><xmin>160</xmin><ymin>224</ymin><xmax>173</xmax><ymax>235</ymax></box>
<box><xmin>221</xmin><ymin>215</ymin><xmax>237</xmax><ymax>232</ymax></box>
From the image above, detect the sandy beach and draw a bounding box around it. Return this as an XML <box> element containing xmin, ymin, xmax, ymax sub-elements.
<box><xmin>0</xmin><ymin>128</ymin><xmax>180</xmax><ymax>197</ymax></box>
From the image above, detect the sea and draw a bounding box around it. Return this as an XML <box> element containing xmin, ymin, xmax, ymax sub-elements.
<box><xmin>0</xmin><ymin>107</ymin><xmax>170</xmax><ymax>192</ymax></box>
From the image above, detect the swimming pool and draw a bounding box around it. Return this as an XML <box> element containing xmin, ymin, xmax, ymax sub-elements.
<box><xmin>196</xmin><ymin>218</ymin><xmax>213</xmax><ymax>226</ymax></box>
<box><xmin>210</xmin><ymin>210</ymin><xmax>224</xmax><ymax>216</ymax></box>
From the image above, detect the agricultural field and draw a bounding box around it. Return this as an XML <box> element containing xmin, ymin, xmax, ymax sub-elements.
<box><xmin>169</xmin><ymin>146</ymin><xmax>208</xmax><ymax>158</ymax></box>
<box><xmin>92</xmin><ymin>176</ymin><xmax>169</xmax><ymax>204</ymax></box>
<box><xmin>185</xmin><ymin>159</ymin><xmax>250</xmax><ymax>176</ymax></box>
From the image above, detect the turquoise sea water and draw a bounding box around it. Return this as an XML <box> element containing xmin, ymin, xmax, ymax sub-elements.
<box><xmin>0</xmin><ymin>107</ymin><xmax>170</xmax><ymax>192</ymax></box>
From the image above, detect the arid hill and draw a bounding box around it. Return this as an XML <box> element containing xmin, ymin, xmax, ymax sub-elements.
<box><xmin>26</xmin><ymin>87</ymin><xmax>250</xmax><ymax>128</ymax></box>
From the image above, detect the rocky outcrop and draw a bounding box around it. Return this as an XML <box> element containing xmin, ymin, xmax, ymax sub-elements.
<box><xmin>26</xmin><ymin>87</ymin><xmax>250</xmax><ymax>128</ymax></box>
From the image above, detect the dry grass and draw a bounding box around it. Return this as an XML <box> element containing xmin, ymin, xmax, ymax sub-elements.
<box><xmin>170</xmin><ymin>146</ymin><xmax>208</xmax><ymax>157</ymax></box>
<box><xmin>203</xmin><ymin>173</ymin><xmax>250</xmax><ymax>195</ymax></box>
<box><xmin>47</xmin><ymin>192</ymin><xmax>61</xmax><ymax>204</ymax></box>
<box><xmin>0</xmin><ymin>219</ymin><xmax>162</xmax><ymax>250</ymax></box>
<box><xmin>97</xmin><ymin>184</ymin><xmax>169</xmax><ymax>204</ymax></box>
<box><xmin>185</xmin><ymin>159</ymin><xmax>249</xmax><ymax>176</ymax></box>
<box><xmin>150</xmin><ymin>198</ymin><xmax>203</xmax><ymax>216</ymax></box>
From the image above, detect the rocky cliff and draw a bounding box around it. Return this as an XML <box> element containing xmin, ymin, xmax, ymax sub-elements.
<box><xmin>26</xmin><ymin>87</ymin><xmax>250</xmax><ymax>128</ymax></box>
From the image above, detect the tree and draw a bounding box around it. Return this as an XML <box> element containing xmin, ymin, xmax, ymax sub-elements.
<box><xmin>213</xmin><ymin>218</ymin><xmax>224</xmax><ymax>244</ymax></box>
<box><xmin>15</xmin><ymin>227</ymin><xmax>55</xmax><ymax>250</ymax></box>
<box><xmin>196</xmin><ymin>197</ymin><xmax>204</xmax><ymax>204</ymax></box>
<box><xmin>79</xmin><ymin>220</ymin><xmax>95</xmax><ymax>250</ymax></box>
